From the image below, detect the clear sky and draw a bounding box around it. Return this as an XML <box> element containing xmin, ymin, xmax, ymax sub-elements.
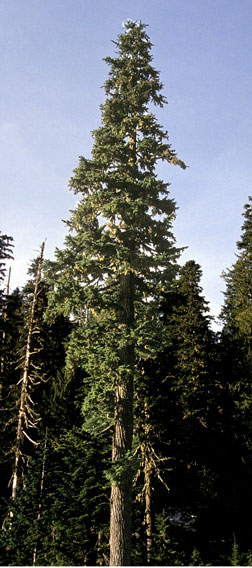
<box><xmin>1</xmin><ymin>0</ymin><xmax>252</xmax><ymax>328</ymax></box>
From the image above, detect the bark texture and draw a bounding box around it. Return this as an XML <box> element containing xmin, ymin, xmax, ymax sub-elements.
<box><xmin>109</xmin><ymin>273</ymin><xmax>134</xmax><ymax>566</ymax></box>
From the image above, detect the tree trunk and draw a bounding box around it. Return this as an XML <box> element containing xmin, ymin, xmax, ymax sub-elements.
<box><xmin>110</xmin><ymin>381</ymin><xmax>133</xmax><ymax>565</ymax></box>
<box><xmin>109</xmin><ymin>273</ymin><xmax>134</xmax><ymax>566</ymax></box>
<box><xmin>11</xmin><ymin>242</ymin><xmax>45</xmax><ymax>502</ymax></box>
<box><xmin>145</xmin><ymin>460</ymin><xmax>152</xmax><ymax>564</ymax></box>
<box><xmin>143</xmin><ymin>402</ymin><xmax>152</xmax><ymax>563</ymax></box>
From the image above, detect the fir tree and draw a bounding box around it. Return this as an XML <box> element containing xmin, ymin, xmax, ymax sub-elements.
<box><xmin>45</xmin><ymin>20</ymin><xmax>185</xmax><ymax>565</ymax></box>
<box><xmin>162</xmin><ymin>260</ymin><xmax>214</xmax><ymax>425</ymax></box>
<box><xmin>221</xmin><ymin>196</ymin><xmax>252</xmax><ymax>342</ymax></box>
<box><xmin>0</xmin><ymin>231</ymin><xmax>14</xmax><ymax>377</ymax></box>
<box><xmin>0</xmin><ymin>232</ymin><xmax>13</xmax><ymax>295</ymax></box>
<box><xmin>0</xmin><ymin>254</ymin><xmax>74</xmax><ymax>565</ymax></box>
<box><xmin>221</xmin><ymin>197</ymin><xmax>252</xmax><ymax>438</ymax></box>
<box><xmin>156</xmin><ymin>261</ymin><xmax>223</xmax><ymax>564</ymax></box>
<box><xmin>0</xmin><ymin>288</ymin><xmax>24</xmax><ymax>533</ymax></box>
<box><xmin>219</xmin><ymin>196</ymin><xmax>252</xmax><ymax>554</ymax></box>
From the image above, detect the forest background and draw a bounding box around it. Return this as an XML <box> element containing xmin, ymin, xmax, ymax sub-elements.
<box><xmin>1</xmin><ymin>1</ymin><xmax>252</xmax><ymax>567</ymax></box>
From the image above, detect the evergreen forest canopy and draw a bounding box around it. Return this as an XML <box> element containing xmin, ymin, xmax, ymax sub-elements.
<box><xmin>1</xmin><ymin>20</ymin><xmax>252</xmax><ymax>567</ymax></box>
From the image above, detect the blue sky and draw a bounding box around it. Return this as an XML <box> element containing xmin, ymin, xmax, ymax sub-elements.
<box><xmin>1</xmin><ymin>0</ymin><xmax>252</xmax><ymax>327</ymax></box>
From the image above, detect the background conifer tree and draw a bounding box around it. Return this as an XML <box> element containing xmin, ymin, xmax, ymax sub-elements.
<box><xmin>0</xmin><ymin>232</ymin><xmax>14</xmax><ymax>379</ymax></box>
<box><xmin>162</xmin><ymin>260</ymin><xmax>214</xmax><ymax>424</ymax></box>
<box><xmin>221</xmin><ymin>196</ymin><xmax>252</xmax><ymax>345</ymax></box>
<box><xmin>0</xmin><ymin>232</ymin><xmax>13</xmax><ymax>297</ymax></box>
<box><xmin>45</xmin><ymin>20</ymin><xmax>185</xmax><ymax>565</ymax></box>
<box><xmin>219</xmin><ymin>196</ymin><xmax>252</xmax><ymax>554</ymax></box>
<box><xmin>154</xmin><ymin>260</ymin><xmax>223</xmax><ymax>564</ymax></box>
<box><xmin>0</xmin><ymin>250</ymin><xmax>74</xmax><ymax>565</ymax></box>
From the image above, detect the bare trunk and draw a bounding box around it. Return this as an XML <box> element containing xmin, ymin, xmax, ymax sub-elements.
<box><xmin>11</xmin><ymin>242</ymin><xmax>45</xmax><ymax>502</ymax></box>
<box><xmin>109</xmin><ymin>273</ymin><xmax>134</xmax><ymax>566</ymax></box>
<box><xmin>143</xmin><ymin>402</ymin><xmax>152</xmax><ymax>563</ymax></box>
<box><xmin>145</xmin><ymin>460</ymin><xmax>152</xmax><ymax>564</ymax></box>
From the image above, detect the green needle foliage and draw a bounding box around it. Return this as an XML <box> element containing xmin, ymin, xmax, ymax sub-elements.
<box><xmin>45</xmin><ymin>19</ymin><xmax>185</xmax><ymax>432</ymax></box>
<box><xmin>0</xmin><ymin>232</ymin><xmax>14</xmax><ymax>361</ymax></box>
<box><xmin>0</xmin><ymin>232</ymin><xmax>13</xmax><ymax>292</ymax></box>
<box><xmin>163</xmin><ymin>260</ymin><xmax>214</xmax><ymax>425</ymax></box>
<box><xmin>45</xmin><ymin>20</ymin><xmax>185</xmax><ymax>563</ymax></box>
<box><xmin>221</xmin><ymin>197</ymin><xmax>252</xmax><ymax>421</ymax></box>
<box><xmin>222</xmin><ymin>196</ymin><xmax>252</xmax><ymax>342</ymax></box>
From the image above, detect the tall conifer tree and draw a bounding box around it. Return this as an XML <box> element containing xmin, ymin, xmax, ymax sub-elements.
<box><xmin>46</xmin><ymin>20</ymin><xmax>185</xmax><ymax>565</ymax></box>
